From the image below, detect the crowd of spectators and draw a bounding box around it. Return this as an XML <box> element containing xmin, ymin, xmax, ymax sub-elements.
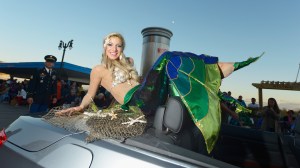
<box><xmin>221</xmin><ymin>91</ymin><xmax>300</xmax><ymax>134</ymax></box>
<box><xmin>0</xmin><ymin>78</ymin><xmax>28</xmax><ymax>106</ymax></box>
<box><xmin>0</xmin><ymin>78</ymin><xmax>113</xmax><ymax>111</ymax></box>
<box><xmin>50</xmin><ymin>80</ymin><xmax>113</xmax><ymax>110</ymax></box>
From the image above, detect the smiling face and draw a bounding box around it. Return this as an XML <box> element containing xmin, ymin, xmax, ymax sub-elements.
<box><xmin>105</xmin><ymin>36</ymin><xmax>124</xmax><ymax>60</ymax></box>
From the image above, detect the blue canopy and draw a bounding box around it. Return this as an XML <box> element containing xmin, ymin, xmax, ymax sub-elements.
<box><xmin>0</xmin><ymin>62</ymin><xmax>91</xmax><ymax>84</ymax></box>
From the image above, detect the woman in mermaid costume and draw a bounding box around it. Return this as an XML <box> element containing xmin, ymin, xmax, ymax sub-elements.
<box><xmin>56</xmin><ymin>32</ymin><xmax>262</xmax><ymax>153</ymax></box>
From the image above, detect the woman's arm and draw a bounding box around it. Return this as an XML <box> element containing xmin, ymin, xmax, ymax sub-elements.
<box><xmin>79</xmin><ymin>66</ymin><xmax>102</xmax><ymax>109</ymax></box>
<box><xmin>55</xmin><ymin>66</ymin><xmax>103</xmax><ymax>116</ymax></box>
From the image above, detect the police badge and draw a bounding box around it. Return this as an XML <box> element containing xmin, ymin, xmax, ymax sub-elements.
<box><xmin>40</xmin><ymin>73</ymin><xmax>46</xmax><ymax>78</ymax></box>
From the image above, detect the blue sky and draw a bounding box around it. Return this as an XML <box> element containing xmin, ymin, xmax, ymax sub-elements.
<box><xmin>1</xmin><ymin>0</ymin><xmax>300</xmax><ymax>109</ymax></box>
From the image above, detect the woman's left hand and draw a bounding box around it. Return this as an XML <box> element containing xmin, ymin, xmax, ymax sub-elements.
<box><xmin>55</xmin><ymin>106</ymin><xmax>84</xmax><ymax>117</ymax></box>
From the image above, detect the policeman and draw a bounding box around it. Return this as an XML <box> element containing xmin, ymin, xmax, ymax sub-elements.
<box><xmin>27</xmin><ymin>55</ymin><xmax>58</xmax><ymax>113</ymax></box>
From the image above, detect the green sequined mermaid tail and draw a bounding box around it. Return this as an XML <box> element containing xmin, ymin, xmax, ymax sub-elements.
<box><xmin>128</xmin><ymin>51</ymin><xmax>262</xmax><ymax>153</ymax></box>
<box><xmin>130</xmin><ymin>51</ymin><xmax>222</xmax><ymax>153</ymax></box>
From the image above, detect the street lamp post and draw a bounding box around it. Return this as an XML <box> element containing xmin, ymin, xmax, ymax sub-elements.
<box><xmin>58</xmin><ymin>40</ymin><xmax>73</xmax><ymax>78</ymax></box>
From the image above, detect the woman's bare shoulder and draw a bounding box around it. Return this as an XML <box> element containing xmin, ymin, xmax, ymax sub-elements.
<box><xmin>92</xmin><ymin>64</ymin><xmax>107</xmax><ymax>73</ymax></box>
<box><xmin>93</xmin><ymin>64</ymin><xmax>106</xmax><ymax>70</ymax></box>
<box><xmin>89</xmin><ymin>64</ymin><xmax>107</xmax><ymax>79</ymax></box>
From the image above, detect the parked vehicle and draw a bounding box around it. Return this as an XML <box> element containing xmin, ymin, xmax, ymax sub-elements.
<box><xmin>1</xmin><ymin>97</ymin><xmax>299</xmax><ymax>168</ymax></box>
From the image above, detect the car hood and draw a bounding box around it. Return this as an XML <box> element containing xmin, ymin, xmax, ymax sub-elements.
<box><xmin>6</xmin><ymin>116</ymin><xmax>82</xmax><ymax>152</ymax></box>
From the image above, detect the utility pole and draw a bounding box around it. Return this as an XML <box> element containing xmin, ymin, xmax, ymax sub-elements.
<box><xmin>296</xmin><ymin>63</ymin><xmax>300</xmax><ymax>82</ymax></box>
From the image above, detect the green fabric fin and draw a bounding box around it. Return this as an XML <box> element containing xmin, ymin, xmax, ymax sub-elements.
<box><xmin>218</xmin><ymin>91</ymin><xmax>252</xmax><ymax>113</ymax></box>
<box><xmin>233</xmin><ymin>52</ymin><xmax>264</xmax><ymax>71</ymax></box>
<box><xmin>167</xmin><ymin>57</ymin><xmax>222</xmax><ymax>154</ymax></box>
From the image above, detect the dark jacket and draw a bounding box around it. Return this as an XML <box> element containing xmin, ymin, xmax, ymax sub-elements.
<box><xmin>27</xmin><ymin>67</ymin><xmax>57</xmax><ymax>105</ymax></box>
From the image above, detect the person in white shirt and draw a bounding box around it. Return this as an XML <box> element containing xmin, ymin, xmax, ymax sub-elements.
<box><xmin>18</xmin><ymin>88</ymin><xmax>27</xmax><ymax>99</ymax></box>
<box><xmin>248</xmin><ymin>97</ymin><xmax>260</xmax><ymax>128</ymax></box>
<box><xmin>248</xmin><ymin>98</ymin><xmax>259</xmax><ymax>109</ymax></box>
<box><xmin>16</xmin><ymin>85</ymin><xmax>27</xmax><ymax>105</ymax></box>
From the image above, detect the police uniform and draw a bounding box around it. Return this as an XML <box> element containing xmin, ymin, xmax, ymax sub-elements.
<box><xmin>27</xmin><ymin>55</ymin><xmax>57</xmax><ymax>113</ymax></box>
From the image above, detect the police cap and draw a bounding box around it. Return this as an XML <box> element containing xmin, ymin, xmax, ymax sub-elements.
<box><xmin>44</xmin><ymin>55</ymin><xmax>57</xmax><ymax>62</ymax></box>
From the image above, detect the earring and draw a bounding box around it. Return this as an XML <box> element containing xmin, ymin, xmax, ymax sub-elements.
<box><xmin>119</xmin><ymin>54</ymin><xmax>123</xmax><ymax>60</ymax></box>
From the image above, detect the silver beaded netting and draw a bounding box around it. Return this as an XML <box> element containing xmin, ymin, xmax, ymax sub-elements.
<box><xmin>43</xmin><ymin>104</ymin><xmax>147</xmax><ymax>142</ymax></box>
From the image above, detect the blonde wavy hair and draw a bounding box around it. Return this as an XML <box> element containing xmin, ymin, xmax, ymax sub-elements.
<box><xmin>101</xmin><ymin>33</ymin><xmax>139</xmax><ymax>82</ymax></box>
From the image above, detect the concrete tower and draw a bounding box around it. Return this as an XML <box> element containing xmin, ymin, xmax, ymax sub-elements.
<box><xmin>140</xmin><ymin>27</ymin><xmax>173</xmax><ymax>76</ymax></box>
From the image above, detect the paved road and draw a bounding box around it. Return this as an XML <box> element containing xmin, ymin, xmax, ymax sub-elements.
<box><xmin>0</xmin><ymin>103</ymin><xmax>29</xmax><ymax>129</ymax></box>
